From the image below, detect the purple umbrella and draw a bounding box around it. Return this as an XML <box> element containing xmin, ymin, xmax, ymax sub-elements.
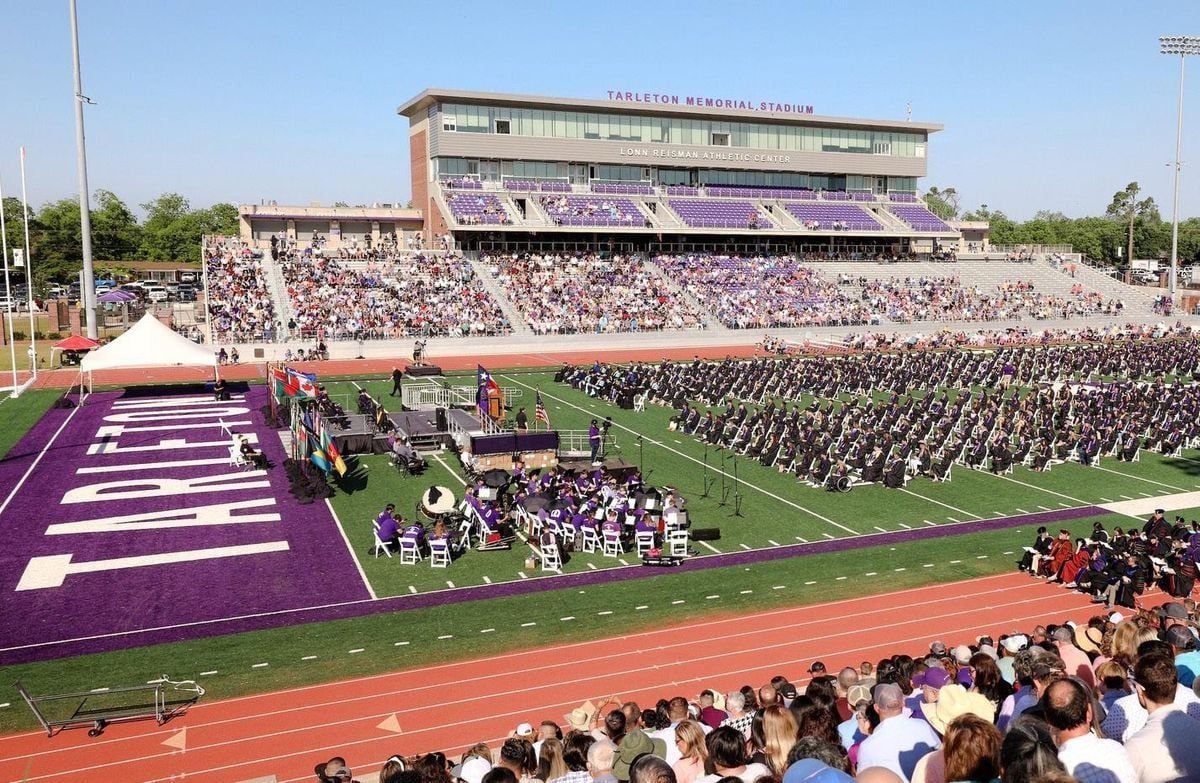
<box><xmin>98</xmin><ymin>289</ymin><xmax>137</xmax><ymax>303</ymax></box>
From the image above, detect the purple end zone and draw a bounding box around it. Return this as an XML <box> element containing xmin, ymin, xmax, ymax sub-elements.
<box><xmin>0</xmin><ymin>386</ymin><xmax>370</xmax><ymax>665</ymax></box>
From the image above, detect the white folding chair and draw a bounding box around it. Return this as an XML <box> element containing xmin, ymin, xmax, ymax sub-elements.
<box><xmin>579</xmin><ymin>526</ymin><xmax>601</xmax><ymax>553</ymax></box>
<box><xmin>633</xmin><ymin>393</ymin><xmax>646</xmax><ymax>412</ymax></box>
<box><xmin>602</xmin><ymin>529</ymin><xmax>623</xmax><ymax>558</ymax></box>
<box><xmin>667</xmin><ymin>529</ymin><xmax>689</xmax><ymax>558</ymax></box>
<box><xmin>635</xmin><ymin>531</ymin><xmax>655</xmax><ymax>557</ymax></box>
<box><xmin>399</xmin><ymin>538</ymin><xmax>421</xmax><ymax>565</ymax></box>
<box><xmin>229</xmin><ymin>446</ymin><xmax>250</xmax><ymax>470</ymax></box>
<box><xmin>541</xmin><ymin>542</ymin><xmax>562</xmax><ymax>572</ymax></box>
<box><xmin>559</xmin><ymin>522</ymin><xmax>576</xmax><ymax>549</ymax></box>
<box><xmin>371</xmin><ymin>520</ymin><xmax>394</xmax><ymax>559</ymax></box>
<box><xmin>429</xmin><ymin>539</ymin><xmax>450</xmax><ymax>568</ymax></box>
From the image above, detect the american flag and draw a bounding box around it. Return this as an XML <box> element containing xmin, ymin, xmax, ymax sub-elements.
<box><xmin>535</xmin><ymin>391</ymin><xmax>550</xmax><ymax>428</ymax></box>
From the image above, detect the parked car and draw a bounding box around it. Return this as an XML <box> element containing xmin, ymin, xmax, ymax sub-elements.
<box><xmin>144</xmin><ymin>285</ymin><xmax>169</xmax><ymax>303</ymax></box>
<box><xmin>180</xmin><ymin>272</ymin><xmax>197</xmax><ymax>283</ymax></box>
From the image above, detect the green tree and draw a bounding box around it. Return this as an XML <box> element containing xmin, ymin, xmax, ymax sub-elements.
<box><xmin>924</xmin><ymin>186</ymin><xmax>960</xmax><ymax>221</ymax></box>
<box><xmin>91</xmin><ymin>190</ymin><xmax>142</xmax><ymax>260</ymax></box>
<box><xmin>1105</xmin><ymin>182</ymin><xmax>1158</xmax><ymax>263</ymax></box>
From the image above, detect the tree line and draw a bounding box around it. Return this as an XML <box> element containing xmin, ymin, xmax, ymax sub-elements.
<box><xmin>924</xmin><ymin>183</ymin><xmax>1200</xmax><ymax>265</ymax></box>
<box><xmin>1</xmin><ymin>191</ymin><xmax>237</xmax><ymax>284</ymax></box>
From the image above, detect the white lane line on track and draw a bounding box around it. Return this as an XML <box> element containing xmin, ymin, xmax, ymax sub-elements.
<box><xmin>52</xmin><ymin>592</ymin><xmax>1091</xmax><ymax>783</ymax></box>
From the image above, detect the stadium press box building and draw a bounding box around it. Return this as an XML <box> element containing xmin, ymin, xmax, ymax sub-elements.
<box><xmin>398</xmin><ymin>88</ymin><xmax>960</xmax><ymax>253</ymax></box>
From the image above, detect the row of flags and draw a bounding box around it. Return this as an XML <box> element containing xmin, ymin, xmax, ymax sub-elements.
<box><xmin>291</xmin><ymin>403</ymin><xmax>347</xmax><ymax>476</ymax></box>
<box><xmin>271</xmin><ymin>366</ymin><xmax>317</xmax><ymax>399</ymax></box>
<box><xmin>477</xmin><ymin>364</ymin><xmax>551</xmax><ymax>428</ymax></box>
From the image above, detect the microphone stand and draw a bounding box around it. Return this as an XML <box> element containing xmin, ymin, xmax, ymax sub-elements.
<box><xmin>730</xmin><ymin>456</ymin><xmax>744</xmax><ymax>518</ymax></box>
<box><xmin>700</xmin><ymin>445</ymin><xmax>714</xmax><ymax>499</ymax></box>
<box><xmin>718</xmin><ymin>449</ymin><xmax>729</xmax><ymax>507</ymax></box>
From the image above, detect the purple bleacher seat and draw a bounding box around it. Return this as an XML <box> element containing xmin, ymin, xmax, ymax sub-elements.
<box><xmin>668</xmin><ymin>199</ymin><xmax>772</xmax><ymax>229</ymax></box>
<box><xmin>820</xmin><ymin>190</ymin><xmax>850</xmax><ymax>201</ymax></box>
<box><xmin>504</xmin><ymin>179</ymin><xmax>537</xmax><ymax>191</ymax></box>
<box><xmin>666</xmin><ymin>185</ymin><xmax>699</xmax><ymax>196</ymax></box>
<box><xmin>889</xmin><ymin>205</ymin><xmax>952</xmax><ymax>232</ymax></box>
<box><xmin>784</xmin><ymin>202</ymin><xmax>881</xmax><ymax>231</ymax></box>
<box><xmin>540</xmin><ymin>181</ymin><xmax>572</xmax><ymax>192</ymax></box>
<box><xmin>889</xmin><ymin>193</ymin><xmax>919</xmax><ymax>203</ymax></box>
<box><xmin>443</xmin><ymin>178</ymin><xmax>482</xmax><ymax>190</ymax></box>
<box><xmin>447</xmin><ymin>193</ymin><xmax>511</xmax><ymax>225</ymax></box>
<box><xmin>850</xmin><ymin>192</ymin><xmax>878</xmax><ymax>202</ymax></box>
<box><xmin>539</xmin><ymin>195</ymin><xmax>646</xmax><ymax>227</ymax></box>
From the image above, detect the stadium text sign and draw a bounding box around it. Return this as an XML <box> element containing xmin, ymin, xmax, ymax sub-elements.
<box><xmin>607</xmin><ymin>91</ymin><xmax>814</xmax><ymax>115</ymax></box>
<box><xmin>619</xmin><ymin>147</ymin><xmax>792</xmax><ymax>164</ymax></box>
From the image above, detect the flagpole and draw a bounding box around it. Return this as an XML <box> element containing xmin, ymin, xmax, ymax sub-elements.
<box><xmin>0</xmin><ymin>171</ymin><xmax>17</xmax><ymax>392</ymax></box>
<box><xmin>18</xmin><ymin>148</ymin><xmax>37</xmax><ymax>382</ymax></box>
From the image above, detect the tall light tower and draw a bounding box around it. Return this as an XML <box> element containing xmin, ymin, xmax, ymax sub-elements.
<box><xmin>1160</xmin><ymin>35</ymin><xmax>1200</xmax><ymax>299</ymax></box>
<box><xmin>70</xmin><ymin>0</ymin><xmax>98</xmax><ymax>339</ymax></box>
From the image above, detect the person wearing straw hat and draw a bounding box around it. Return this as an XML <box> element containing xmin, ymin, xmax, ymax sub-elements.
<box><xmin>910</xmin><ymin>684</ymin><xmax>997</xmax><ymax>783</ymax></box>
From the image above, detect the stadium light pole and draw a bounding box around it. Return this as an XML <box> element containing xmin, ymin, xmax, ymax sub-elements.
<box><xmin>19</xmin><ymin>148</ymin><xmax>37</xmax><ymax>381</ymax></box>
<box><xmin>1160</xmin><ymin>35</ymin><xmax>1200</xmax><ymax>299</ymax></box>
<box><xmin>69</xmin><ymin>0</ymin><xmax>98</xmax><ymax>340</ymax></box>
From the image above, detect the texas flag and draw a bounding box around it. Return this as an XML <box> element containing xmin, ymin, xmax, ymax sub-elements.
<box><xmin>477</xmin><ymin>365</ymin><xmax>500</xmax><ymax>419</ymax></box>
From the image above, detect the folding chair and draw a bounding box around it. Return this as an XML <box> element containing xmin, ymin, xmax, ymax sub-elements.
<box><xmin>371</xmin><ymin>520</ymin><xmax>394</xmax><ymax>559</ymax></box>
<box><xmin>229</xmin><ymin>446</ymin><xmax>250</xmax><ymax>470</ymax></box>
<box><xmin>399</xmin><ymin>538</ymin><xmax>421</xmax><ymax>565</ymax></box>
<box><xmin>633</xmin><ymin>393</ymin><xmax>646</xmax><ymax>412</ymax></box>
<box><xmin>635</xmin><ymin>531</ymin><xmax>655</xmax><ymax>558</ymax></box>
<box><xmin>667</xmin><ymin>529</ymin><xmax>689</xmax><ymax>558</ymax></box>
<box><xmin>429</xmin><ymin>539</ymin><xmax>450</xmax><ymax>568</ymax></box>
<box><xmin>602</xmin><ymin>529</ymin><xmax>623</xmax><ymax>558</ymax></box>
<box><xmin>579</xmin><ymin>526</ymin><xmax>600</xmax><ymax>553</ymax></box>
<box><xmin>540</xmin><ymin>542</ymin><xmax>562</xmax><ymax>572</ymax></box>
<box><xmin>559</xmin><ymin>522</ymin><xmax>576</xmax><ymax>550</ymax></box>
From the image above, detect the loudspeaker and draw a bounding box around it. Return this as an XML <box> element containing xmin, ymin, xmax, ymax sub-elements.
<box><xmin>53</xmin><ymin>396</ymin><xmax>76</xmax><ymax>409</ymax></box>
<box><xmin>435</xmin><ymin>407</ymin><xmax>448</xmax><ymax>431</ymax></box>
<box><xmin>691</xmin><ymin>527</ymin><xmax>721</xmax><ymax>541</ymax></box>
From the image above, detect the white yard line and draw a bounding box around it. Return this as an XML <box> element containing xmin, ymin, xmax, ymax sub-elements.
<box><xmin>325</xmin><ymin>498</ymin><xmax>377</xmax><ymax>601</ymax></box>
<box><xmin>898</xmin><ymin>488</ymin><xmax>982</xmax><ymax>520</ymax></box>
<box><xmin>1091</xmin><ymin>464</ymin><xmax>1188</xmax><ymax>493</ymax></box>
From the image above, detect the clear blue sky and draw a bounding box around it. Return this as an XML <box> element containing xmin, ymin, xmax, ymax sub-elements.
<box><xmin>2</xmin><ymin>0</ymin><xmax>1197</xmax><ymax>221</ymax></box>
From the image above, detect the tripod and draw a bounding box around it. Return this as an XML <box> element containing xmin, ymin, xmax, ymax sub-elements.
<box><xmin>700</xmin><ymin>445</ymin><xmax>716</xmax><ymax>499</ymax></box>
<box><xmin>728</xmin><ymin>456</ymin><xmax>744</xmax><ymax>517</ymax></box>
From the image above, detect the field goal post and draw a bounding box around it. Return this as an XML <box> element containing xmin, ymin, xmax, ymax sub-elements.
<box><xmin>15</xmin><ymin>675</ymin><xmax>205</xmax><ymax>737</ymax></box>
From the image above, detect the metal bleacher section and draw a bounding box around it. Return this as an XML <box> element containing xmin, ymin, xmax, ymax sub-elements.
<box><xmin>436</xmin><ymin>180</ymin><xmax>959</xmax><ymax>237</ymax></box>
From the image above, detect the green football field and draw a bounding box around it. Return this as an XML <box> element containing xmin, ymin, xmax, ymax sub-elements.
<box><xmin>0</xmin><ymin>365</ymin><xmax>1196</xmax><ymax>734</ymax></box>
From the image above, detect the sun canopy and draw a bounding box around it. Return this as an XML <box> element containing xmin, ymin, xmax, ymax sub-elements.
<box><xmin>52</xmin><ymin>335</ymin><xmax>101</xmax><ymax>351</ymax></box>
<box><xmin>80</xmin><ymin>313</ymin><xmax>216</xmax><ymax>373</ymax></box>
<box><xmin>98</xmin><ymin>289</ymin><xmax>138</xmax><ymax>303</ymax></box>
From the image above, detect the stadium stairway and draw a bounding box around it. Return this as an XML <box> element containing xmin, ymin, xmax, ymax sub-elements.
<box><xmin>463</xmin><ymin>253</ymin><xmax>535</xmax><ymax>336</ymax></box>
<box><xmin>641</xmin><ymin>256</ymin><xmax>732</xmax><ymax>334</ymax></box>
<box><xmin>260</xmin><ymin>250</ymin><xmax>297</xmax><ymax>339</ymax></box>
<box><xmin>760</xmin><ymin>201</ymin><xmax>801</xmax><ymax>229</ymax></box>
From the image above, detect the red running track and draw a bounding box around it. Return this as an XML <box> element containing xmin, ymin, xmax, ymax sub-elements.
<box><xmin>0</xmin><ymin>573</ymin><xmax>1123</xmax><ymax>783</ymax></box>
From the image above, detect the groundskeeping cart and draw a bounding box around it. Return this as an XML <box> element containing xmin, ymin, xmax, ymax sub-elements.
<box><xmin>16</xmin><ymin>675</ymin><xmax>205</xmax><ymax>737</ymax></box>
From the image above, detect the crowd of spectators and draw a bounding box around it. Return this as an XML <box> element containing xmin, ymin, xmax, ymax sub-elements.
<box><xmin>482</xmin><ymin>253</ymin><xmax>703</xmax><ymax>334</ymax></box>
<box><xmin>280</xmin><ymin>249</ymin><xmax>511</xmax><ymax>340</ymax></box>
<box><xmin>204</xmin><ymin>238</ymin><xmax>279</xmax><ymax>342</ymax></box>
<box><xmin>825</xmin><ymin>322</ymin><xmax>1195</xmax><ymax>354</ymax></box>
<box><xmin>851</xmin><ymin>278</ymin><xmax>1124</xmax><ymax>323</ymax></box>
<box><xmin>655</xmin><ymin>255</ymin><xmax>876</xmax><ymax>330</ymax></box>
<box><xmin>312</xmin><ymin>599</ymin><xmax>1200</xmax><ymax>783</ymax></box>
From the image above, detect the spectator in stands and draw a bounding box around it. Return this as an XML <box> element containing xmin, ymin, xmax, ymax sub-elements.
<box><xmin>537</xmin><ymin>739</ymin><xmax>568</xmax><ymax>783</ymax></box>
<box><xmin>588</xmin><ymin>740</ymin><xmax>618</xmax><ymax>783</ymax></box>
<box><xmin>696</xmin><ymin>727</ymin><xmax>767</xmax><ymax>783</ymax></box>
<box><xmin>613</xmin><ymin>730</ymin><xmax>667</xmax><ymax>782</ymax></box>
<box><xmin>534</xmin><ymin>722</ymin><xmax>562</xmax><ymax>760</ymax></box>
<box><xmin>940</xmin><ymin>715</ymin><xmax>1002</xmax><ymax>783</ymax></box>
<box><xmin>697</xmin><ymin>691</ymin><xmax>726</xmax><ymax>729</ymax></box>
<box><xmin>720</xmin><ymin>692</ymin><xmax>753</xmax><ymax>739</ymax></box>
<box><xmin>628</xmin><ymin>756</ymin><xmax>676</xmax><ymax>783</ymax></box>
<box><xmin>1125</xmin><ymin>651</ymin><xmax>1200</xmax><ymax>782</ymax></box>
<box><xmin>497</xmin><ymin>739</ymin><xmax>541</xmax><ymax>783</ymax></box>
<box><xmin>782</xmin><ymin>737</ymin><xmax>853</xmax><ymax>781</ymax></box>
<box><xmin>1165</xmin><ymin>625</ymin><xmax>1200</xmax><ymax>688</ymax></box>
<box><xmin>760</xmin><ymin>705</ymin><xmax>798</xmax><ymax>776</ymax></box>
<box><xmin>672</xmin><ymin>721</ymin><xmax>708</xmax><ymax>783</ymax></box>
<box><xmin>1041</xmin><ymin>678</ymin><xmax>1136</xmax><ymax>783</ymax></box>
<box><xmin>999</xmin><ymin>717</ymin><xmax>1066</xmax><ymax>783</ymax></box>
<box><xmin>855</xmin><ymin>684</ymin><xmax>941</xmax><ymax>782</ymax></box>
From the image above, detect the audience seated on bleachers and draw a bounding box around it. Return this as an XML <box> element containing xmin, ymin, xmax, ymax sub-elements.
<box><xmin>281</xmin><ymin>248</ymin><xmax>511</xmax><ymax>340</ymax></box>
<box><xmin>314</xmin><ymin>598</ymin><xmax>1200</xmax><ymax>783</ymax></box>
<box><xmin>204</xmin><ymin>238</ymin><xmax>279</xmax><ymax>342</ymax></box>
<box><xmin>482</xmin><ymin>252</ymin><xmax>702</xmax><ymax>334</ymax></box>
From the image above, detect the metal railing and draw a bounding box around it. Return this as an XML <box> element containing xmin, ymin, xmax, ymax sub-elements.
<box><xmin>401</xmin><ymin>384</ymin><xmax>523</xmax><ymax>411</ymax></box>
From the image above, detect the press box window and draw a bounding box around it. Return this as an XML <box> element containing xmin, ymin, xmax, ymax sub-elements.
<box><xmin>495</xmin><ymin>120</ymin><xmax>510</xmax><ymax>134</ymax></box>
<box><xmin>443</xmin><ymin>115</ymin><xmax>457</xmax><ymax>132</ymax></box>
<box><xmin>711</xmin><ymin>132</ymin><xmax>730</xmax><ymax>146</ymax></box>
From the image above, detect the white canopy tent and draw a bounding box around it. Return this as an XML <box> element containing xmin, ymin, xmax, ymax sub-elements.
<box><xmin>80</xmin><ymin>313</ymin><xmax>217</xmax><ymax>391</ymax></box>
